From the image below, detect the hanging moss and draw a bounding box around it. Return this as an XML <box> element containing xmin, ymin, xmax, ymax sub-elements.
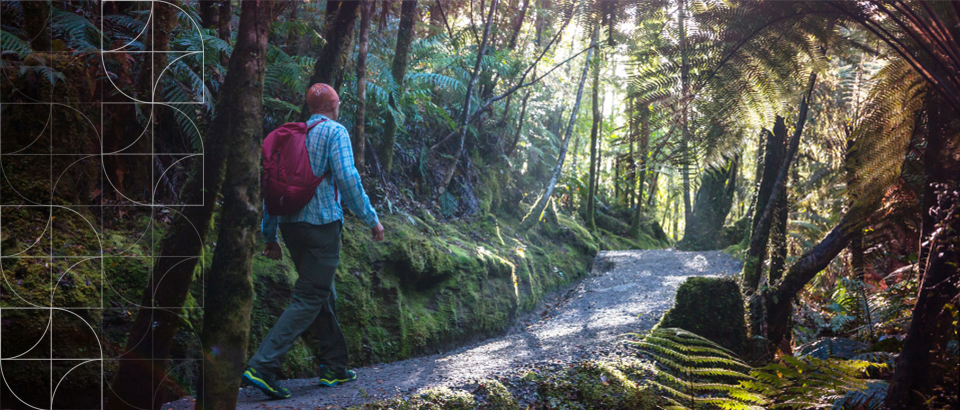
<box><xmin>656</xmin><ymin>277</ymin><xmax>748</xmax><ymax>356</ymax></box>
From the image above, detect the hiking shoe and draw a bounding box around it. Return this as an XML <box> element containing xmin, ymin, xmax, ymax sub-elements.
<box><xmin>242</xmin><ymin>366</ymin><xmax>291</xmax><ymax>399</ymax></box>
<box><xmin>317</xmin><ymin>365</ymin><xmax>357</xmax><ymax>387</ymax></box>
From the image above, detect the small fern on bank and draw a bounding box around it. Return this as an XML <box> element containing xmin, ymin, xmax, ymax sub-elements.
<box><xmin>631</xmin><ymin>328</ymin><xmax>889</xmax><ymax>409</ymax></box>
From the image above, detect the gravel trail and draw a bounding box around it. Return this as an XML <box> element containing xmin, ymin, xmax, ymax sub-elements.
<box><xmin>165</xmin><ymin>249</ymin><xmax>741</xmax><ymax>409</ymax></box>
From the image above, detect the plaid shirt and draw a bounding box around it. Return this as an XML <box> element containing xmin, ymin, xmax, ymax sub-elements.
<box><xmin>262</xmin><ymin>114</ymin><xmax>379</xmax><ymax>243</ymax></box>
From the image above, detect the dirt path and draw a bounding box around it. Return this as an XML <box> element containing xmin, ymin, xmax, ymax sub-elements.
<box><xmin>165</xmin><ymin>249</ymin><xmax>741</xmax><ymax>409</ymax></box>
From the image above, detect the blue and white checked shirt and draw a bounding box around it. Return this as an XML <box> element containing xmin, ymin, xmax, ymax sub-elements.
<box><xmin>261</xmin><ymin>114</ymin><xmax>379</xmax><ymax>243</ymax></box>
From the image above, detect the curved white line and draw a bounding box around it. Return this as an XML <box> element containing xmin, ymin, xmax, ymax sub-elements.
<box><xmin>1</xmin><ymin>311</ymin><xmax>52</xmax><ymax>359</ymax></box>
<box><xmin>0</xmin><ymin>361</ymin><xmax>46</xmax><ymax>410</ymax></box>
<box><xmin>51</xmin><ymin>359</ymin><xmax>101</xmax><ymax>408</ymax></box>
<box><xmin>51</xmin><ymin>307</ymin><xmax>105</xmax><ymax>359</ymax></box>
<box><xmin>152</xmin><ymin>154</ymin><xmax>200</xmax><ymax>199</ymax></box>
<box><xmin>5</xmin><ymin>105</ymin><xmax>52</xmax><ymax>155</ymax></box>
<box><xmin>0</xmin><ymin>212</ymin><xmax>52</xmax><ymax>257</ymax></box>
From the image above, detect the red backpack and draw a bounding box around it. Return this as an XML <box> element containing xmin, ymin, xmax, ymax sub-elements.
<box><xmin>261</xmin><ymin>119</ymin><xmax>336</xmax><ymax>215</ymax></box>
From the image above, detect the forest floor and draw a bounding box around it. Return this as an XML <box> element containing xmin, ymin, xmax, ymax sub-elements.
<box><xmin>165</xmin><ymin>249</ymin><xmax>742</xmax><ymax>409</ymax></box>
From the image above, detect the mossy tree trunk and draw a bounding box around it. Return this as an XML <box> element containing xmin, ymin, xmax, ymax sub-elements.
<box><xmin>520</xmin><ymin>25</ymin><xmax>598</xmax><ymax>231</ymax></box>
<box><xmin>301</xmin><ymin>0</ymin><xmax>360</xmax><ymax>119</ymax></box>
<box><xmin>379</xmin><ymin>0</ymin><xmax>418</xmax><ymax>179</ymax></box>
<box><xmin>584</xmin><ymin>51</ymin><xmax>601</xmax><ymax>231</ymax></box>
<box><xmin>353</xmin><ymin>0</ymin><xmax>373</xmax><ymax>173</ymax></box>
<box><xmin>194</xmin><ymin>2</ymin><xmax>274</xmax><ymax>409</ymax></box>
<box><xmin>676</xmin><ymin>156</ymin><xmax>739</xmax><ymax>251</ymax></box>
<box><xmin>886</xmin><ymin>97</ymin><xmax>960</xmax><ymax>409</ymax></box>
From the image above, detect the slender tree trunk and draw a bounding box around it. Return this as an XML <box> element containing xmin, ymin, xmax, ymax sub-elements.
<box><xmin>302</xmin><ymin>0</ymin><xmax>360</xmax><ymax>120</ymax></box>
<box><xmin>679</xmin><ymin>0</ymin><xmax>692</xmax><ymax>223</ymax></box>
<box><xmin>379</xmin><ymin>0</ymin><xmax>418</xmax><ymax>178</ymax></box>
<box><xmin>507</xmin><ymin>0</ymin><xmax>530</xmax><ymax>50</ymax></box>
<box><xmin>585</xmin><ymin>50</ymin><xmax>601</xmax><ymax>231</ymax></box>
<box><xmin>199</xmin><ymin>0</ymin><xmax>220</xmax><ymax>31</ymax></box>
<box><xmin>194</xmin><ymin>2</ymin><xmax>273</xmax><ymax>409</ymax></box>
<box><xmin>506</xmin><ymin>91</ymin><xmax>531</xmax><ymax>156</ymax></box>
<box><xmin>218</xmin><ymin>0</ymin><xmax>231</xmax><ymax>41</ymax></box>
<box><xmin>105</xmin><ymin>2</ymin><xmax>220</xmax><ymax>409</ymax></box>
<box><xmin>354</xmin><ymin>0</ymin><xmax>373</xmax><ymax>173</ymax></box>
<box><xmin>886</xmin><ymin>99</ymin><xmax>960</xmax><ymax>410</ymax></box>
<box><xmin>520</xmin><ymin>26</ymin><xmax>598</xmax><ymax>230</ymax></box>
<box><xmin>22</xmin><ymin>0</ymin><xmax>51</xmax><ymax>51</ymax></box>
<box><xmin>437</xmin><ymin>0</ymin><xmax>500</xmax><ymax>195</ymax></box>
<box><xmin>630</xmin><ymin>104</ymin><xmax>651</xmax><ymax>237</ymax></box>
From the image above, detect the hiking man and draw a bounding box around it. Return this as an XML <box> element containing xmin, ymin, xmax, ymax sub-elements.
<box><xmin>243</xmin><ymin>83</ymin><xmax>385</xmax><ymax>399</ymax></box>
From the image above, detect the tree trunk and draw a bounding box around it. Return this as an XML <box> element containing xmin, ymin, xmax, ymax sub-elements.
<box><xmin>22</xmin><ymin>0</ymin><xmax>51</xmax><ymax>51</ymax></box>
<box><xmin>353</xmin><ymin>0</ymin><xmax>373</xmax><ymax>173</ymax></box>
<box><xmin>677</xmin><ymin>156</ymin><xmax>739</xmax><ymax>250</ymax></box>
<box><xmin>506</xmin><ymin>91</ymin><xmax>531</xmax><ymax>157</ymax></box>
<box><xmin>507</xmin><ymin>0</ymin><xmax>530</xmax><ymax>50</ymax></box>
<box><xmin>886</xmin><ymin>98</ymin><xmax>960</xmax><ymax>410</ymax></box>
<box><xmin>379</xmin><ymin>0</ymin><xmax>418</xmax><ymax>178</ymax></box>
<box><xmin>768</xmin><ymin>183</ymin><xmax>788</xmax><ymax>282</ymax></box>
<box><xmin>437</xmin><ymin>0</ymin><xmax>499</xmax><ymax>195</ymax></box>
<box><xmin>585</xmin><ymin>50</ymin><xmax>602</xmax><ymax>231</ymax></box>
<box><xmin>218</xmin><ymin>0</ymin><xmax>231</xmax><ymax>41</ymax></box>
<box><xmin>302</xmin><ymin>0</ymin><xmax>360</xmax><ymax>119</ymax></box>
<box><xmin>679</xmin><ymin>0</ymin><xmax>692</xmax><ymax>223</ymax></box>
<box><xmin>630</xmin><ymin>103</ymin><xmax>650</xmax><ymax>238</ymax></box>
<box><xmin>761</xmin><ymin>214</ymin><xmax>861</xmax><ymax>349</ymax></box>
<box><xmin>520</xmin><ymin>25</ymin><xmax>598</xmax><ymax>231</ymax></box>
<box><xmin>199</xmin><ymin>0</ymin><xmax>220</xmax><ymax>31</ymax></box>
<box><xmin>194</xmin><ymin>2</ymin><xmax>273</xmax><ymax>409</ymax></box>
<box><xmin>742</xmin><ymin>87</ymin><xmax>812</xmax><ymax>295</ymax></box>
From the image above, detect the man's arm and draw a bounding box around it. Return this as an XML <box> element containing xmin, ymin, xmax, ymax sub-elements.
<box><xmin>261</xmin><ymin>204</ymin><xmax>282</xmax><ymax>259</ymax></box>
<box><xmin>328</xmin><ymin>126</ymin><xmax>382</xmax><ymax>233</ymax></box>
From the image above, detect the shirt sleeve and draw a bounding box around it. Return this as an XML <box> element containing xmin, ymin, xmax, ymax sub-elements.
<box><xmin>328</xmin><ymin>126</ymin><xmax>380</xmax><ymax>228</ymax></box>
<box><xmin>261</xmin><ymin>202</ymin><xmax>279</xmax><ymax>243</ymax></box>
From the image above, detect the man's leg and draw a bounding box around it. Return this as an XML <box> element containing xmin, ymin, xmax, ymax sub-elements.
<box><xmin>247</xmin><ymin>222</ymin><xmax>341</xmax><ymax>377</ymax></box>
<box><xmin>307</xmin><ymin>282</ymin><xmax>350</xmax><ymax>375</ymax></box>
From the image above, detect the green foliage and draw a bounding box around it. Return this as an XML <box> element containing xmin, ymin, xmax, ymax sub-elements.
<box><xmin>1</xmin><ymin>28</ymin><xmax>31</xmax><ymax>58</ymax></box>
<box><xmin>744</xmin><ymin>355</ymin><xmax>885</xmax><ymax>409</ymax></box>
<box><xmin>629</xmin><ymin>328</ymin><xmax>764</xmax><ymax>410</ymax></box>
<box><xmin>632</xmin><ymin>328</ymin><xmax>891</xmax><ymax>410</ymax></box>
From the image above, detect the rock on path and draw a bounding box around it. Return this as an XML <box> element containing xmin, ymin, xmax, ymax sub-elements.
<box><xmin>164</xmin><ymin>249</ymin><xmax>741</xmax><ymax>409</ymax></box>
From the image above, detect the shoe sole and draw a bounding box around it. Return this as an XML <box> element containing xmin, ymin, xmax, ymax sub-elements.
<box><xmin>318</xmin><ymin>374</ymin><xmax>357</xmax><ymax>387</ymax></box>
<box><xmin>242</xmin><ymin>370</ymin><xmax>291</xmax><ymax>399</ymax></box>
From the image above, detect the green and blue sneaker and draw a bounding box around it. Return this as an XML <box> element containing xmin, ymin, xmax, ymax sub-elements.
<box><xmin>317</xmin><ymin>365</ymin><xmax>357</xmax><ymax>387</ymax></box>
<box><xmin>242</xmin><ymin>366</ymin><xmax>291</xmax><ymax>399</ymax></box>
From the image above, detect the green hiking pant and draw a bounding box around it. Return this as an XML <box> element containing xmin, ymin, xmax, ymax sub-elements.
<box><xmin>248</xmin><ymin>221</ymin><xmax>349</xmax><ymax>377</ymax></box>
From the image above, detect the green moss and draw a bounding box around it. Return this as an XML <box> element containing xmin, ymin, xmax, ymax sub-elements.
<box><xmin>656</xmin><ymin>277</ymin><xmax>748</xmax><ymax>356</ymax></box>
